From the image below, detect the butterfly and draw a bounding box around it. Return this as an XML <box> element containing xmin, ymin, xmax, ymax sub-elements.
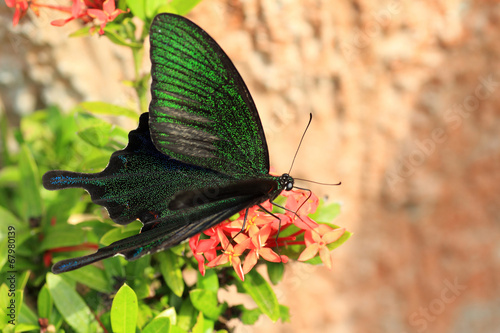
<box><xmin>43</xmin><ymin>13</ymin><xmax>295</xmax><ymax>274</ymax></box>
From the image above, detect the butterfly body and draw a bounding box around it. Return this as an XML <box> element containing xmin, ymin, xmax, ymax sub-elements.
<box><xmin>44</xmin><ymin>14</ymin><xmax>294</xmax><ymax>274</ymax></box>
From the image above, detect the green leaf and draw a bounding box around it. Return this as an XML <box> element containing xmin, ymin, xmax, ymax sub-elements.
<box><xmin>75</xmin><ymin>113</ymin><xmax>113</xmax><ymax>148</ymax></box>
<box><xmin>170</xmin><ymin>0</ymin><xmax>203</xmax><ymax>15</ymax></box>
<box><xmin>46</xmin><ymin>273</ymin><xmax>98</xmax><ymax>333</ymax></box>
<box><xmin>0</xmin><ymin>206</ymin><xmax>23</xmax><ymax>233</ymax></box>
<box><xmin>152</xmin><ymin>4</ymin><xmax>178</xmax><ymax>16</ymax></box>
<box><xmin>158</xmin><ymin>250</ymin><xmax>184</xmax><ymax>297</ymax></box>
<box><xmin>69</xmin><ymin>26</ymin><xmax>92</xmax><ymax>37</ymax></box>
<box><xmin>0</xmin><ymin>206</ymin><xmax>23</xmax><ymax>267</ymax></box>
<box><xmin>156</xmin><ymin>307</ymin><xmax>177</xmax><ymax>325</ymax></box>
<box><xmin>142</xmin><ymin>317</ymin><xmax>171</xmax><ymax>333</ymax></box>
<box><xmin>0</xmin><ymin>112</ymin><xmax>10</xmax><ymax>166</ymax></box>
<box><xmin>146</xmin><ymin>0</ymin><xmax>172</xmax><ymax>17</ymax></box>
<box><xmin>103</xmin><ymin>256</ymin><xmax>126</xmax><ymax>281</ymax></box>
<box><xmin>13</xmin><ymin>323</ymin><xmax>39</xmax><ymax>332</ymax></box>
<box><xmin>18</xmin><ymin>294</ymin><xmax>39</xmax><ymax>326</ymax></box>
<box><xmin>196</xmin><ymin>269</ymin><xmax>219</xmax><ymax>292</ymax></box>
<box><xmin>18</xmin><ymin>144</ymin><xmax>42</xmax><ymax>220</ymax></box>
<box><xmin>240</xmin><ymin>307</ymin><xmax>262</xmax><ymax>325</ymax></box>
<box><xmin>266</xmin><ymin>262</ymin><xmax>284</xmax><ymax>285</ymax></box>
<box><xmin>0</xmin><ymin>284</ymin><xmax>12</xmax><ymax>329</ymax></box>
<box><xmin>103</xmin><ymin>26</ymin><xmax>144</xmax><ymax>48</ymax></box>
<box><xmin>111</xmin><ymin>283</ymin><xmax>138</xmax><ymax>333</ymax></box>
<box><xmin>279</xmin><ymin>305</ymin><xmax>290</xmax><ymax>323</ymax></box>
<box><xmin>170</xmin><ymin>326</ymin><xmax>189</xmax><ymax>333</ymax></box>
<box><xmin>189</xmin><ymin>289</ymin><xmax>226</xmax><ymax>320</ymax></box>
<box><xmin>191</xmin><ymin>312</ymin><xmax>204</xmax><ymax>333</ymax></box>
<box><xmin>127</xmin><ymin>257</ymin><xmax>152</xmax><ymax>299</ymax></box>
<box><xmin>100</xmin><ymin>221</ymin><xmax>142</xmax><ymax>246</ymax></box>
<box><xmin>126</xmin><ymin>0</ymin><xmax>146</xmax><ymax>21</ymax></box>
<box><xmin>39</xmin><ymin>224</ymin><xmax>95</xmax><ymax>251</ymax></box>
<box><xmin>79</xmin><ymin>102</ymin><xmax>138</xmax><ymax>120</ymax></box>
<box><xmin>177</xmin><ymin>298</ymin><xmax>196</xmax><ymax>332</ymax></box>
<box><xmin>309</xmin><ymin>201</ymin><xmax>341</xmax><ymax>222</ymax></box>
<box><xmin>64</xmin><ymin>265</ymin><xmax>112</xmax><ymax>293</ymax></box>
<box><xmin>137</xmin><ymin>303</ymin><xmax>153</xmax><ymax>329</ymax></box>
<box><xmin>0</xmin><ymin>166</ymin><xmax>19</xmax><ymax>188</ymax></box>
<box><xmin>235</xmin><ymin>270</ymin><xmax>280</xmax><ymax>322</ymax></box>
<box><xmin>37</xmin><ymin>285</ymin><xmax>52</xmax><ymax>319</ymax></box>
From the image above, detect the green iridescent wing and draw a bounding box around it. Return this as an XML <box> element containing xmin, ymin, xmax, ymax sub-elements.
<box><xmin>148</xmin><ymin>14</ymin><xmax>270</xmax><ymax>176</ymax></box>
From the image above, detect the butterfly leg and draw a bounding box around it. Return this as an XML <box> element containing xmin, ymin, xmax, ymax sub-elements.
<box><xmin>290</xmin><ymin>186</ymin><xmax>313</xmax><ymax>213</ymax></box>
<box><xmin>257</xmin><ymin>204</ymin><xmax>284</xmax><ymax>262</ymax></box>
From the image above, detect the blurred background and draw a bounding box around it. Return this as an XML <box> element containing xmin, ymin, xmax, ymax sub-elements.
<box><xmin>1</xmin><ymin>0</ymin><xmax>499</xmax><ymax>332</ymax></box>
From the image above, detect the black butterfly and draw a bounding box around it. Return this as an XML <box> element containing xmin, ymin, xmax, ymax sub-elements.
<box><xmin>43</xmin><ymin>13</ymin><xmax>295</xmax><ymax>274</ymax></box>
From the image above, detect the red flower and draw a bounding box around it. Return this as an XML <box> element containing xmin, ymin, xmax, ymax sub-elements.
<box><xmin>51</xmin><ymin>0</ymin><xmax>128</xmax><ymax>35</ymax></box>
<box><xmin>5</xmin><ymin>0</ymin><xmax>128</xmax><ymax>35</ymax></box>
<box><xmin>188</xmin><ymin>183</ymin><xmax>348</xmax><ymax>280</ymax></box>
<box><xmin>206</xmin><ymin>229</ymin><xmax>247</xmax><ymax>281</ymax></box>
<box><xmin>189</xmin><ymin>234</ymin><xmax>218</xmax><ymax>276</ymax></box>
<box><xmin>5</xmin><ymin>0</ymin><xmax>32</xmax><ymax>26</ymax></box>
<box><xmin>283</xmin><ymin>188</ymin><xmax>319</xmax><ymax>216</ymax></box>
<box><xmin>242</xmin><ymin>224</ymin><xmax>288</xmax><ymax>274</ymax></box>
<box><xmin>87</xmin><ymin>0</ymin><xmax>128</xmax><ymax>34</ymax></box>
<box><xmin>50</xmin><ymin>0</ymin><xmax>87</xmax><ymax>28</ymax></box>
<box><xmin>185</xmin><ymin>169</ymin><xmax>349</xmax><ymax>279</ymax></box>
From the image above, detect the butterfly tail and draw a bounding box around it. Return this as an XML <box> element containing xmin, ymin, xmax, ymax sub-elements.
<box><xmin>43</xmin><ymin>170</ymin><xmax>96</xmax><ymax>191</ymax></box>
<box><xmin>51</xmin><ymin>223</ymin><xmax>187</xmax><ymax>274</ymax></box>
<box><xmin>51</xmin><ymin>247</ymin><xmax>117</xmax><ymax>274</ymax></box>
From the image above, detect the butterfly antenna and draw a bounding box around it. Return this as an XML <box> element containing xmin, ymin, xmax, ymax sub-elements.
<box><xmin>294</xmin><ymin>179</ymin><xmax>342</xmax><ymax>186</ymax></box>
<box><xmin>288</xmin><ymin>113</ymin><xmax>313</xmax><ymax>175</ymax></box>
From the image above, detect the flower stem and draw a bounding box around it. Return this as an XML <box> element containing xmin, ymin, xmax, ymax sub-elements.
<box><xmin>131</xmin><ymin>47</ymin><xmax>148</xmax><ymax>112</ymax></box>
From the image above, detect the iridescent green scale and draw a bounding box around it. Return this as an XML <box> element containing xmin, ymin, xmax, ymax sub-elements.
<box><xmin>43</xmin><ymin>14</ymin><xmax>294</xmax><ymax>274</ymax></box>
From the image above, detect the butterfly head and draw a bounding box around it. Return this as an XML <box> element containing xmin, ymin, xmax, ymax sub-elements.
<box><xmin>279</xmin><ymin>173</ymin><xmax>294</xmax><ymax>191</ymax></box>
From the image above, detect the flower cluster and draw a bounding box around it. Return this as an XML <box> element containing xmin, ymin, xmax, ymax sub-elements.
<box><xmin>189</xmin><ymin>189</ymin><xmax>346</xmax><ymax>281</ymax></box>
<box><xmin>5</xmin><ymin>0</ymin><xmax>128</xmax><ymax>34</ymax></box>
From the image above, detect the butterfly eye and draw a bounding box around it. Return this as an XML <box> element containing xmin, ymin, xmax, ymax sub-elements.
<box><xmin>280</xmin><ymin>174</ymin><xmax>294</xmax><ymax>191</ymax></box>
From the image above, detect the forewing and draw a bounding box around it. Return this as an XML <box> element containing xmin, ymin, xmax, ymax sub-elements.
<box><xmin>149</xmin><ymin>13</ymin><xmax>270</xmax><ymax>176</ymax></box>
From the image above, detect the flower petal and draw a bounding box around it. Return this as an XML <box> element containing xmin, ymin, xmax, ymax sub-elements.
<box><xmin>103</xmin><ymin>0</ymin><xmax>115</xmax><ymax>13</ymax></box>
<box><xmin>322</xmin><ymin>228</ymin><xmax>346</xmax><ymax>244</ymax></box>
<box><xmin>197</xmin><ymin>238</ymin><xmax>219</xmax><ymax>252</ymax></box>
<box><xmin>311</xmin><ymin>228</ymin><xmax>323</xmax><ymax>243</ymax></box>
<box><xmin>243</xmin><ymin>250</ymin><xmax>258</xmax><ymax>274</ymax></box>
<box><xmin>293</xmin><ymin>215</ymin><xmax>319</xmax><ymax>230</ymax></box>
<box><xmin>297</xmin><ymin>243</ymin><xmax>319</xmax><ymax>261</ymax></box>
<box><xmin>217</xmin><ymin>228</ymin><xmax>231</xmax><ymax>250</ymax></box>
<box><xmin>233</xmin><ymin>237</ymin><xmax>252</xmax><ymax>254</ymax></box>
<box><xmin>87</xmin><ymin>9</ymin><xmax>107</xmax><ymax>21</ymax></box>
<box><xmin>303</xmin><ymin>230</ymin><xmax>315</xmax><ymax>246</ymax></box>
<box><xmin>319</xmin><ymin>246</ymin><xmax>333</xmax><ymax>269</ymax></box>
<box><xmin>207</xmin><ymin>254</ymin><xmax>228</xmax><ymax>267</ymax></box>
<box><xmin>259</xmin><ymin>248</ymin><xmax>281</xmax><ymax>262</ymax></box>
<box><xmin>232</xmin><ymin>257</ymin><xmax>245</xmax><ymax>281</ymax></box>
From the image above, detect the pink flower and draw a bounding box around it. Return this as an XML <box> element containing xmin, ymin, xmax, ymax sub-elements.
<box><xmin>298</xmin><ymin>225</ymin><xmax>346</xmax><ymax>269</ymax></box>
<box><xmin>5</xmin><ymin>0</ymin><xmax>32</xmax><ymax>26</ymax></box>
<box><xmin>87</xmin><ymin>0</ymin><xmax>128</xmax><ymax>35</ymax></box>
<box><xmin>50</xmin><ymin>0</ymin><xmax>87</xmax><ymax>27</ymax></box>
<box><xmin>5</xmin><ymin>0</ymin><xmax>129</xmax><ymax>35</ymax></box>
